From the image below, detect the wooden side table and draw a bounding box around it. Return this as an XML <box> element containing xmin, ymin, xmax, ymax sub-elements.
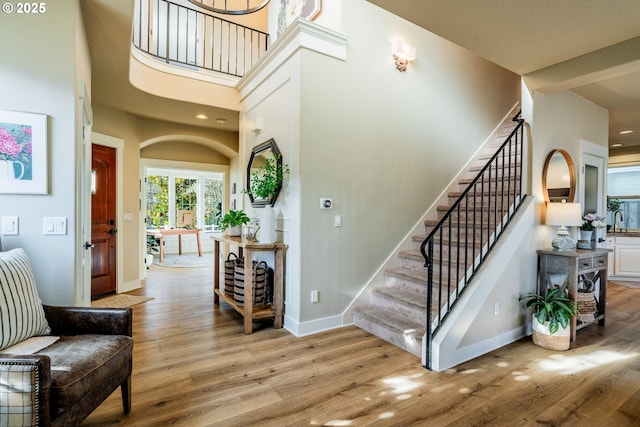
<box><xmin>537</xmin><ymin>248</ymin><xmax>612</xmax><ymax>342</ymax></box>
<box><xmin>146</xmin><ymin>228</ymin><xmax>202</xmax><ymax>262</ymax></box>
<box><xmin>211</xmin><ymin>234</ymin><xmax>287</xmax><ymax>334</ymax></box>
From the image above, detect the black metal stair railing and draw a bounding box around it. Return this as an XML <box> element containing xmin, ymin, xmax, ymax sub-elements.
<box><xmin>133</xmin><ymin>0</ymin><xmax>270</xmax><ymax>78</ymax></box>
<box><xmin>420</xmin><ymin>112</ymin><xmax>525</xmax><ymax>370</ymax></box>
<box><xmin>186</xmin><ymin>0</ymin><xmax>270</xmax><ymax>15</ymax></box>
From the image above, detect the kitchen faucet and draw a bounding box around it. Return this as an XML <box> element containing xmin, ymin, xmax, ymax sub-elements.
<box><xmin>614</xmin><ymin>210</ymin><xmax>624</xmax><ymax>233</ymax></box>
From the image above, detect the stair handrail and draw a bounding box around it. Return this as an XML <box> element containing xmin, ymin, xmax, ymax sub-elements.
<box><xmin>420</xmin><ymin>111</ymin><xmax>525</xmax><ymax>370</ymax></box>
<box><xmin>133</xmin><ymin>0</ymin><xmax>270</xmax><ymax>78</ymax></box>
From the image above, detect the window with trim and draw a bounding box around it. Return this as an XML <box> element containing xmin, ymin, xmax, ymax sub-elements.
<box><xmin>146</xmin><ymin>168</ymin><xmax>223</xmax><ymax>232</ymax></box>
<box><xmin>607</xmin><ymin>166</ymin><xmax>640</xmax><ymax>231</ymax></box>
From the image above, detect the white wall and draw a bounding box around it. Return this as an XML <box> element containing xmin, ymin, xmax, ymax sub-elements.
<box><xmin>0</xmin><ymin>1</ymin><xmax>89</xmax><ymax>305</ymax></box>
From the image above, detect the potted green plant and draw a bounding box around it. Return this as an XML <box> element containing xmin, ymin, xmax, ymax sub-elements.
<box><xmin>220</xmin><ymin>210</ymin><xmax>250</xmax><ymax>236</ymax></box>
<box><xmin>519</xmin><ymin>287</ymin><xmax>576</xmax><ymax>351</ymax></box>
<box><xmin>244</xmin><ymin>154</ymin><xmax>290</xmax><ymax>203</ymax></box>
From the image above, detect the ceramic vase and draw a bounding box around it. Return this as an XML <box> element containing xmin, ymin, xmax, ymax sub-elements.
<box><xmin>580</xmin><ymin>230</ymin><xmax>593</xmax><ymax>247</ymax></box>
<box><xmin>227</xmin><ymin>225</ymin><xmax>242</xmax><ymax>237</ymax></box>
<box><xmin>0</xmin><ymin>160</ymin><xmax>24</xmax><ymax>181</ymax></box>
<box><xmin>259</xmin><ymin>205</ymin><xmax>275</xmax><ymax>243</ymax></box>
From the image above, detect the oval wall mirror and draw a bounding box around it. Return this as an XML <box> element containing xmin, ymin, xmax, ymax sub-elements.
<box><xmin>246</xmin><ymin>138</ymin><xmax>282</xmax><ymax>207</ymax></box>
<box><xmin>542</xmin><ymin>149</ymin><xmax>576</xmax><ymax>202</ymax></box>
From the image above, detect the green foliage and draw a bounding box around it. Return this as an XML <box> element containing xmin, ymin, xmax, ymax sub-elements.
<box><xmin>607</xmin><ymin>197</ymin><xmax>624</xmax><ymax>213</ymax></box>
<box><xmin>146</xmin><ymin>175</ymin><xmax>169</xmax><ymax>228</ymax></box>
<box><xmin>519</xmin><ymin>287</ymin><xmax>576</xmax><ymax>335</ymax></box>
<box><xmin>245</xmin><ymin>155</ymin><xmax>290</xmax><ymax>200</ymax></box>
<box><xmin>220</xmin><ymin>210</ymin><xmax>250</xmax><ymax>230</ymax></box>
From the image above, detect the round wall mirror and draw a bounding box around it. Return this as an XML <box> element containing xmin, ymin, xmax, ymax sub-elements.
<box><xmin>542</xmin><ymin>149</ymin><xmax>576</xmax><ymax>202</ymax></box>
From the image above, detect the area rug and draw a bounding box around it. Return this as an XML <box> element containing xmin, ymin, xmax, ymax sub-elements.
<box><xmin>609</xmin><ymin>280</ymin><xmax>640</xmax><ymax>289</ymax></box>
<box><xmin>155</xmin><ymin>253</ymin><xmax>213</xmax><ymax>268</ymax></box>
<box><xmin>92</xmin><ymin>294</ymin><xmax>154</xmax><ymax>308</ymax></box>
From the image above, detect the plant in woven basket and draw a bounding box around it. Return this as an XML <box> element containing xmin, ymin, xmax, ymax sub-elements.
<box><xmin>519</xmin><ymin>287</ymin><xmax>576</xmax><ymax>335</ymax></box>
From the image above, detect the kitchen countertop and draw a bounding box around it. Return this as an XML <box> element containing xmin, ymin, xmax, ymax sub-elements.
<box><xmin>607</xmin><ymin>231</ymin><xmax>640</xmax><ymax>237</ymax></box>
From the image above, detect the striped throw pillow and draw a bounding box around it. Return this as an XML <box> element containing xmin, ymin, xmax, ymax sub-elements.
<box><xmin>0</xmin><ymin>249</ymin><xmax>50</xmax><ymax>351</ymax></box>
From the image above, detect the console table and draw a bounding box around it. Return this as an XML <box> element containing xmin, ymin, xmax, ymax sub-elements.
<box><xmin>537</xmin><ymin>248</ymin><xmax>612</xmax><ymax>341</ymax></box>
<box><xmin>211</xmin><ymin>234</ymin><xmax>287</xmax><ymax>334</ymax></box>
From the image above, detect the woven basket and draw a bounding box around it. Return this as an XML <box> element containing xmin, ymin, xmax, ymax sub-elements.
<box><xmin>532</xmin><ymin>330</ymin><xmax>570</xmax><ymax>351</ymax></box>
<box><xmin>233</xmin><ymin>260</ymin><xmax>269</xmax><ymax>306</ymax></box>
<box><xmin>531</xmin><ymin>317</ymin><xmax>570</xmax><ymax>351</ymax></box>
<box><xmin>224</xmin><ymin>252</ymin><xmax>239</xmax><ymax>296</ymax></box>
<box><xmin>576</xmin><ymin>291</ymin><xmax>597</xmax><ymax>323</ymax></box>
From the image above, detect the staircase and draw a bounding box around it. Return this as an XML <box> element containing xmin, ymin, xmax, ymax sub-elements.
<box><xmin>353</xmin><ymin>110</ymin><xmax>525</xmax><ymax>363</ymax></box>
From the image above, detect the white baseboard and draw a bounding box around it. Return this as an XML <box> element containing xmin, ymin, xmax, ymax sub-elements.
<box><xmin>119</xmin><ymin>279</ymin><xmax>142</xmax><ymax>294</ymax></box>
<box><xmin>284</xmin><ymin>313</ymin><xmax>344</xmax><ymax>337</ymax></box>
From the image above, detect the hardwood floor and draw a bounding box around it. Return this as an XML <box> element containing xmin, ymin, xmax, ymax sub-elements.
<box><xmin>83</xmin><ymin>265</ymin><xmax>640</xmax><ymax>426</ymax></box>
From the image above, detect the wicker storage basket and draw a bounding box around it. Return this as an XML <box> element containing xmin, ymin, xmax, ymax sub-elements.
<box><xmin>576</xmin><ymin>291</ymin><xmax>597</xmax><ymax>323</ymax></box>
<box><xmin>233</xmin><ymin>260</ymin><xmax>269</xmax><ymax>306</ymax></box>
<box><xmin>531</xmin><ymin>317</ymin><xmax>570</xmax><ymax>351</ymax></box>
<box><xmin>224</xmin><ymin>252</ymin><xmax>239</xmax><ymax>296</ymax></box>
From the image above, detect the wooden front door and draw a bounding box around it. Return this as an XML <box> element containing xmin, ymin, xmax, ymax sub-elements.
<box><xmin>91</xmin><ymin>144</ymin><xmax>117</xmax><ymax>297</ymax></box>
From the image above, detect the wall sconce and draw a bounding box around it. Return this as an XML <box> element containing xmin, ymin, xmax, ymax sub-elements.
<box><xmin>545</xmin><ymin>201</ymin><xmax>582</xmax><ymax>251</ymax></box>
<box><xmin>392</xmin><ymin>40</ymin><xmax>416</xmax><ymax>72</ymax></box>
<box><xmin>251</xmin><ymin>116</ymin><xmax>266</xmax><ymax>135</ymax></box>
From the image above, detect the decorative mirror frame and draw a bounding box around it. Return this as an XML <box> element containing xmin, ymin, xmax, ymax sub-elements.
<box><xmin>246</xmin><ymin>138</ymin><xmax>283</xmax><ymax>207</ymax></box>
<box><xmin>542</xmin><ymin>149</ymin><xmax>576</xmax><ymax>203</ymax></box>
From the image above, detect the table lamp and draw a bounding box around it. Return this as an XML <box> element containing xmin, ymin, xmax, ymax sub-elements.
<box><xmin>545</xmin><ymin>202</ymin><xmax>582</xmax><ymax>250</ymax></box>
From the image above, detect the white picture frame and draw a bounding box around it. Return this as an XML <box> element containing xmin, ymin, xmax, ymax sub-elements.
<box><xmin>277</xmin><ymin>0</ymin><xmax>322</xmax><ymax>37</ymax></box>
<box><xmin>0</xmin><ymin>109</ymin><xmax>48</xmax><ymax>194</ymax></box>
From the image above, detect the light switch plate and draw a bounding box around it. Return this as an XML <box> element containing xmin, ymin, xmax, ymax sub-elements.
<box><xmin>43</xmin><ymin>217</ymin><xmax>67</xmax><ymax>235</ymax></box>
<box><xmin>2</xmin><ymin>216</ymin><xmax>18</xmax><ymax>235</ymax></box>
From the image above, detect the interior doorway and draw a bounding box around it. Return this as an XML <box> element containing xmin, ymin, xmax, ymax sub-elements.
<box><xmin>140</xmin><ymin>160</ymin><xmax>228</xmax><ymax>276</ymax></box>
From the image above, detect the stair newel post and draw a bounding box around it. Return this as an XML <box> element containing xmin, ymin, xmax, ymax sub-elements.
<box><xmin>421</xmin><ymin>238</ymin><xmax>434</xmax><ymax>370</ymax></box>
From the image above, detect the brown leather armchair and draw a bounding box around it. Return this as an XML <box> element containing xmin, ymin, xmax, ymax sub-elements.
<box><xmin>0</xmin><ymin>306</ymin><xmax>133</xmax><ymax>426</ymax></box>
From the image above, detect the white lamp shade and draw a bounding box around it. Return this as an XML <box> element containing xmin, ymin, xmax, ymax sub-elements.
<box><xmin>545</xmin><ymin>202</ymin><xmax>582</xmax><ymax>226</ymax></box>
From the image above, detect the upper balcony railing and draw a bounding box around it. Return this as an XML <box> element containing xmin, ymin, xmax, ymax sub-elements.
<box><xmin>186</xmin><ymin>0</ymin><xmax>269</xmax><ymax>15</ymax></box>
<box><xmin>133</xmin><ymin>0</ymin><xmax>270</xmax><ymax>78</ymax></box>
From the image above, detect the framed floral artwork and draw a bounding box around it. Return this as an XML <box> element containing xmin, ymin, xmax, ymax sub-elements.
<box><xmin>0</xmin><ymin>110</ymin><xmax>48</xmax><ymax>194</ymax></box>
<box><xmin>277</xmin><ymin>0</ymin><xmax>322</xmax><ymax>37</ymax></box>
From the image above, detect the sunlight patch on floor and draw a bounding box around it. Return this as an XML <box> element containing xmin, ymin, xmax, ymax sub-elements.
<box><xmin>538</xmin><ymin>350</ymin><xmax>639</xmax><ymax>374</ymax></box>
<box><xmin>382</xmin><ymin>374</ymin><xmax>424</xmax><ymax>394</ymax></box>
<box><xmin>378</xmin><ymin>412</ymin><xmax>395</xmax><ymax>420</ymax></box>
<box><xmin>313</xmin><ymin>420</ymin><xmax>352</xmax><ymax>426</ymax></box>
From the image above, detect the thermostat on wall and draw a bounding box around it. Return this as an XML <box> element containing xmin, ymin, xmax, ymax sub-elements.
<box><xmin>320</xmin><ymin>198</ymin><xmax>333</xmax><ymax>209</ymax></box>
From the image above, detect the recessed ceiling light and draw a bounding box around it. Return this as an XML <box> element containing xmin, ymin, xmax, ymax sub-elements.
<box><xmin>195</xmin><ymin>114</ymin><xmax>208</xmax><ymax>120</ymax></box>
<box><xmin>618</xmin><ymin>130</ymin><xmax>633</xmax><ymax>135</ymax></box>
<box><xmin>611</xmin><ymin>143</ymin><xmax>623</xmax><ymax>147</ymax></box>
<box><xmin>216</xmin><ymin>118</ymin><xmax>227</xmax><ymax>124</ymax></box>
